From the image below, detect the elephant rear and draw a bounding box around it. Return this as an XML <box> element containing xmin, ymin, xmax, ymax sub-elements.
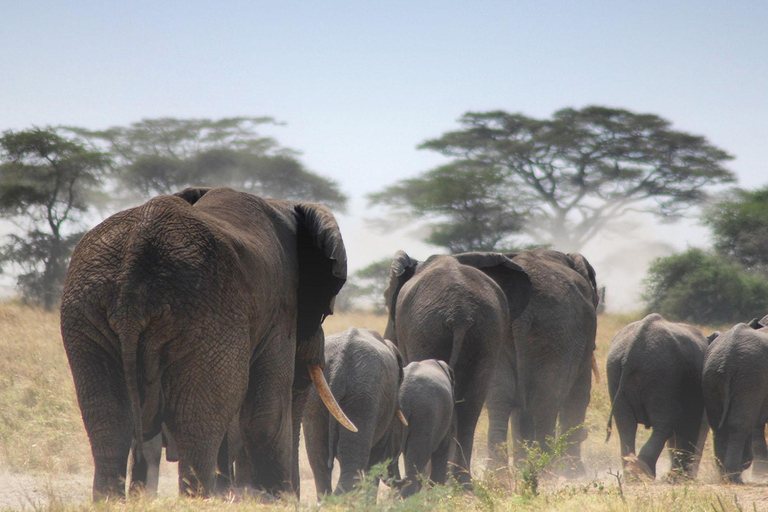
<box><xmin>605</xmin><ymin>314</ymin><xmax>708</xmax><ymax>479</ymax></box>
<box><xmin>703</xmin><ymin>324</ymin><xmax>768</xmax><ymax>482</ymax></box>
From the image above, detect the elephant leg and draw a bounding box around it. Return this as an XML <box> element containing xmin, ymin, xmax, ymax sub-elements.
<box><xmin>668</xmin><ymin>416</ymin><xmax>705</xmax><ymax>480</ymax></box>
<box><xmin>163</xmin><ymin>329</ymin><xmax>248</xmax><ymax>496</ymax></box>
<box><xmin>751</xmin><ymin>424</ymin><xmax>768</xmax><ymax>479</ymax></box>
<box><xmin>335</xmin><ymin>419</ymin><xmax>375</xmax><ymax>495</ymax></box>
<box><xmin>290</xmin><ymin>385</ymin><xmax>310</xmax><ymax>497</ymax></box>
<box><xmin>451</xmin><ymin>396</ymin><xmax>485</xmax><ymax>488</ymax></box>
<box><xmin>66</xmin><ymin>339</ymin><xmax>132</xmax><ymax>501</ymax></box>
<box><xmin>130</xmin><ymin>433</ymin><xmax>163</xmax><ymax>496</ymax></box>
<box><xmin>304</xmin><ymin>410</ymin><xmax>333</xmax><ymax>499</ymax></box>
<box><xmin>637</xmin><ymin>425</ymin><xmax>672</xmax><ymax>479</ymax></box>
<box><xmin>486</xmin><ymin>404</ymin><xmax>512</xmax><ymax>472</ymax></box>
<box><xmin>557</xmin><ymin>360</ymin><xmax>592</xmax><ymax>478</ymax></box>
<box><xmin>239</xmin><ymin>334</ymin><xmax>295</xmax><ymax>495</ymax></box>
<box><xmin>486</xmin><ymin>355</ymin><xmax>516</xmax><ymax>472</ymax></box>
<box><xmin>401</xmin><ymin>441</ymin><xmax>431</xmax><ymax>498</ymax></box>
<box><xmin>713</xmin><ymin>427</ymin><xmax>729</xmax><ymax>479</ymax></box>
<box><xmin>612</xmin><ymin>406</ymin><xmax>638</xmax><ymax>468</ymax></box>
<box><xmin>429</xmin><ymin>435</ymin><xmax>452</xmax><ymax>486</ymax></box>
<box><xmin>722</xmin><ymin>426</ymin><xmax>750</xmax><ymax>483</ymax></box>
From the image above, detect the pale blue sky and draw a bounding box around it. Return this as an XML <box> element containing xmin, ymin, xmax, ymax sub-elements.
<box><xmin>2</xmin><ymin>1</ymin><xmax>767</xmax><ymax>307</ymax></box>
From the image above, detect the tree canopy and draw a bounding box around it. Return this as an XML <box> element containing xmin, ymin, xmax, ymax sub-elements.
<box><xmin>642</xmin><ymin>248</ymin><xmax>768</xmax><ymax>325</ymax></box>
<box><xmin>69</xmin><ymin>117</ymin><xmax>348</xmax><ymax>210</ymax></box>
<box><xmin>704</xmin><ymin>185</ymin><xmax>768</xmax><ymax>271</ymax></box>
<box><xmin>370</xmin><ymin>106</ymin><xmax>735</xmax><ymax>252</ymax></box>
<box><xmin>0</xmin><ymin>128</ymin><xmax>111</xmax><ymax>309</ymax></box>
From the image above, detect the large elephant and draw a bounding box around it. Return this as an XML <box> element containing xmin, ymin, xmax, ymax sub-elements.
<box><xmin>60</xmin><ymin>187</ymin><xmax>354</xmax><ymax>500</ymax></box>
<box><xmin>485</xmin><ymin>249</ymin><xmax>599</xmax><ymax>477</ymax></box>
<box><xmin>605</xmin><ymin>314</ymin><xmax>709</xmax><ymax>480</ymax></box>
<box><xmin>383</xmin><ymin>251</ymin><xmax>532</xmax><ymax>487</ymax></box>
<box><xmin>702</xmin><ymin>316</ymin><xmax>768</xmax><ymax>483</ymax></box>
<box><xmin>395</xmin><ymin>359</ymin><xmax>456</xmax><ymax>498</ymax></box>
<box><xmin>303</xmin><ymin>327</ymin><xmax>404</xmax><ymax>497</ymax></box>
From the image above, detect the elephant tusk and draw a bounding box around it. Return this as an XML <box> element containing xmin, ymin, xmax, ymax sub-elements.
<box><xmin>591</xmin><ymin>354</ymin><xmax>600</xmax><ymax>383</ymax></box>
<box><xmin>308</xmin><ymin>365</ymin><xmax>358</xmax><ymax>433</ymax></box>
<box><xmin>396</xmin><ymin>410</ymin><xmax>409</xmax><ymax>427</ymax></box>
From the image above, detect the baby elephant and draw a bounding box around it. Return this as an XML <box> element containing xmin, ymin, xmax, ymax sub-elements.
<box><xmin>303</xmin><ymin>327</ymin><xmax>404</xmax><ymax>497</ymax></box>
<box><xmin>606</xmin><ymin>314</ymin><xmax>709</xmax><ymax>480</ymax></box>
<box><xmin>394</xmin><ymin>359</ymin><xmax>456</xmax><ymax>498</ymax></box>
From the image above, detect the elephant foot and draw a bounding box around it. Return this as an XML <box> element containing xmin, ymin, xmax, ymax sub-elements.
<box><xmin>725</xmin><ymin>473</ymin><xmax>745</xmax><ymax>485</ymax></box>
<box><xmin>623</xmin><ymin>456</ymin><xmax>654</xmax><ymax>482</ymax></box>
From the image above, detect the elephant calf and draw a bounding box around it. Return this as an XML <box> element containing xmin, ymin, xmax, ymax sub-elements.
<box><xmin>703</xmin><ymin>316</ymin><xmax>768</xmax><ymax>483</ymax></box>
<box><xmin>303</xmin><ymin>328</ymin><xmax>404</xmax><ymax>497</ymax></box>
<box><xmin>395</xmin><ymin>359</ymin><xmax>456</xmax><ymax>498</ymax></box>
<box><xmin>606</xmin><ymin>313</ymin><xmax>709</xmax><ymax>480</ymax></box>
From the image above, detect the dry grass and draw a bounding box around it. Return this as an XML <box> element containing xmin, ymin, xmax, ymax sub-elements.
<box><xmin>1</xmin><ymin>304</ymin><xmax>766</xmax><ymax>511</ymax></box>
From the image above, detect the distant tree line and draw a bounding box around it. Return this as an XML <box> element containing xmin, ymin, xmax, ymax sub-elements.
<box><xmin>0</xmin><ymin>118</ymin><xmax>347</xmax><ymax>310</ymax></box>
<box><xmin>2</xmin><ymin>107</ymin><xmax>759</xmax><ymax>321</ymax></box>
<box><xmin>643</xmin><ymin>186</ymin><xmax>768</xmax><ymax>324</ymax></box>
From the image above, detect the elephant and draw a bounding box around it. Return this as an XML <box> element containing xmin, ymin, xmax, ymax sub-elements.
<box><xmin>702</xmin><ymin>315</ymin><xmax>768</xmax><ymax>483</ymax></box>
<box><xmin>302</xmin><ymin>327</ymin><xmax>404</xmax><ymax>497</ymax></box>
<box><xmin>383</xmin><ymin>251</ymin><xmax>532</xmax><ymax>487</ymax></box>
<box><xmin>485</xmin><ymin>249</ymin><xmax>600</xmax><ymax>477</ymax></box>
<box><xmin>605</xmin><ymin>313</ymin><xmax>709</xmax><ymax>480</ymax></box>
<box><xmin>60</xmin><ymin>187</ymin><xmax>355</xmax><ymax>500</ymax></box>
<box><xmin>394</xmin><ymin>359</ymin><xmax>456</xmax><ymax>498</ymax></box>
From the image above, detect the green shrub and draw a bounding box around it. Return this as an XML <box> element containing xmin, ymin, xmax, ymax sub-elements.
<box><xmin>642</xmin><ymin>248</ymin><xmax>768</xmax><ymax>324</ymax></box>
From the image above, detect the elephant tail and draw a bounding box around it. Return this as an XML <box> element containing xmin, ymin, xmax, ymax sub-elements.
<box><xmin>717</xmin><ymin>373</ymin><xmax>731</xmax><ymax>431</ymax></box>
<box><xmin>605</xmin><ymin>363</ymin><xmax>630</xmax><ymax>443</ymax></box>
<box><xmin>448</xmin><ymin>326</ymin><xmax>468</xmax><ymax>371</ymax></box>
<box><xmin>115</xmin><ymin>317</ymin><xmax>145</xmax><ymax>465</ymax></box>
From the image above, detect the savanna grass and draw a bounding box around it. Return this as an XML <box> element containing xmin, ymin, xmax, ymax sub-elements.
<box><xmin>1</xmin><ymin>303</ymin><xmax>765</xmax><ymax>510</ymax></box>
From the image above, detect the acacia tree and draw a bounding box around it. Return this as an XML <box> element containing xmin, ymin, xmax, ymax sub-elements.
<box><xmin>371</xmin><ymin>106</ymin><xmax>736</xmax><ymax>252</ymax></box>
<box><xmin>69</xmin><ymin>117</ymin><xmax>347</xmax><ymax>209</ymax></box>
<box><xmin>704</xmin><ymin>185</ymin><xmax>768</xmax><ymax>271</ymax></box>
<box><xmin>0</xmin><ymin>128</ymin><xmax>110</xmax><ymax>309</ymax></box>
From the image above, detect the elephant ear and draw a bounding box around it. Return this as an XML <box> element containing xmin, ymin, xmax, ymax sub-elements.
<box><xmin>453</xmin><ymin>252</ymin><xmax>532</xmax><ymax>322</ymax></box>
<box><xmin>383</xmin><ymin>251</ymin><xmax>419</xmax><ymax>330</ymax></box>
<box><xmin>567</xmin><ymin>252</ymin><xmax>599</xmax><ymax>309</ymax></box>
<box><xmin>294</xmin><ymin>203</ymin><xmax>347</xmax><ymax>367</ymax></box>
<box><xmin>174</xmin><ymin>187</ymin><xmax>213</xmax><ymax>205</ymax></box>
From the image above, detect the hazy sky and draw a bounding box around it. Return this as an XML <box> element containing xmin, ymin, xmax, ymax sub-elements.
<box><xmin>2</xmin><ymin>1</ymin><xmax>767</xmax><ymax>308</ymax></box>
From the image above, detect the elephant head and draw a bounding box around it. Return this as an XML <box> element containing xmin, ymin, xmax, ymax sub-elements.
<box><xmin>292</xmin><ymin>202</ymin><xmax>356</xmax><ymax>432</ymax></box>
<box><xmin>567</xmin><ymin>252</ymin><xmax>600</xmax><ymax>309</ymax></box>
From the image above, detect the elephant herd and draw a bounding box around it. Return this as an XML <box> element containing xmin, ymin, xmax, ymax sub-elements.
<box><xmin>65</xmin><ymin>186</ymin><xmax>704</xmax><ymax>503</ymax></box>
<box><xmin>606</xmin><ymin>312</ymin><xmax>768</xmax><ymax>484</ymax></box>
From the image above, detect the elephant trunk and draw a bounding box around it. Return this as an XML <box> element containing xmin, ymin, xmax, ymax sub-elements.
<box><xmin>308</xmin><ymin>365</ymin><xmax>358</xmax><ymax>432</ymax></box>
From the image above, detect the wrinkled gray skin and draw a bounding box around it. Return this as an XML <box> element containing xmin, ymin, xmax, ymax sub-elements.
<box><xmin>384</xmin><ymin>251</ymin><xmax>532</xmax><ymax>487</ymax></box>
<box><xmin>605</xmin><ymin>314</ymin><xmax>709</xmax><ymax>480</ymax></box>
<box><xmin>61</xmin><ymin>187</ymin><xmax>346</xmax><ymax>500</ymax></box>
<box><xmin>702</xmin><ymin>315</ymin><xmax>768</xmax><ymax>483</ymax></box>
<box><xmin>395</xmin><ymin>359</ymin><xmax>456</xmax><ymax>498</ymax></box>
<box><xmin>302</xmin><ymin>328</ymin><xmax>403</xmax><ymax>497</ymax></box>
<box><xmin>485</xmin><ymin>249</ymin><xmax>599</xmax><ymax>477</ymax></box>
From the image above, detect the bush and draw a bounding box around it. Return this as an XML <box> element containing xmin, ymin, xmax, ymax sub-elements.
<box><xmin>642</xmin><ymin>248</ymin><xmax>768</xmax><ymax>325</ymax></box>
